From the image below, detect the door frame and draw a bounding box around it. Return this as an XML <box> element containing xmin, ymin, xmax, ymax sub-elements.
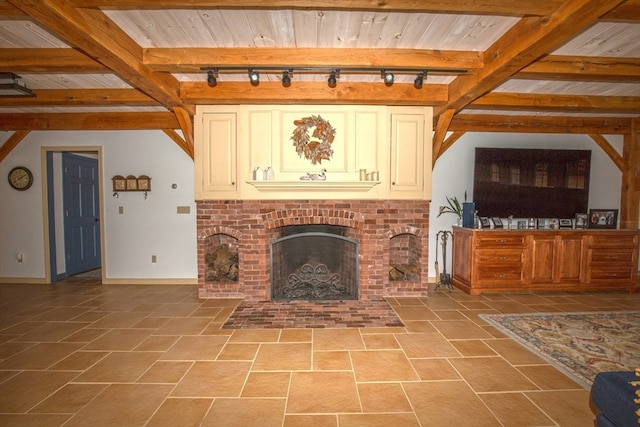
<box><xmin>42</xmin><ymin>146</ymin><xmax>105</xmax><ymax>283</ymax></box>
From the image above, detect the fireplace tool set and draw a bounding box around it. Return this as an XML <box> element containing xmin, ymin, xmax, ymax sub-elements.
<box><xmin>434</xmin><ymin>230</ymin><xmax>453</xmax><ymax>292</ymax></box>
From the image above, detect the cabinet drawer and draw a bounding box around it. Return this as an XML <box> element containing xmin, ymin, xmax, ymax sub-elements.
<box><xmin>476</xmin><ymin>235</ymin><xmax>527</xmax><ymax>248</ymax></box>
<box><xmin>588</xmin><ymin>266</ymin><xmax>636</xmax><ymax>281</ymax></box>
<box><xmin>589</xmin><ymin>249</ymin><xmax>636</xmax><ymax>265</ymax></box>
<box><xmin>476</xmin><ymin>267</ymin><xmax>523</xmax><ymax>284</ymax></box>
<box><xmin>476</xmin><ymin>249</ymin><xmax>524</xmax><ymax>265</ymax></box>
<box><xmin>588</xmin><ymin>234</ymin><xmax>638</xmax><ymax>248</ymax></box>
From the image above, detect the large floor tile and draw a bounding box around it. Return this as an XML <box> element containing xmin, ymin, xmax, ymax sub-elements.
<box><xmin>63</xmin><ymin>383</ymin><xmax>173</xmax><ymax>427</ymax></box>
<box><xmin>287</xmin><ymin>372</ymin><xmax>360</xmax><ymax>413</ymax></box>
<box><xmin>171</xmin><ymin>361</ymin><xmax>252</xmax><ymax>397</ymax></box>
<box><xmin>201</xmin><ymin>398</ymin><xmax>286</xmax><ymax>427</ymax></box>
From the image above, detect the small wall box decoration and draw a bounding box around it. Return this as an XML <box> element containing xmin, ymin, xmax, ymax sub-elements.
<box><xmin>8</xmin><ymin>166</ymin><xmax>33</xmax><ymax>191</ymax></box>
<box><xmin>112</xmin><ymin>175</ymin><xmax>151</xmax><ymax>192</ymax></box>
<box><xmin>588</xmin><ymin>209</ymin><xmax>618</xmax><ymax>229</ymax></box>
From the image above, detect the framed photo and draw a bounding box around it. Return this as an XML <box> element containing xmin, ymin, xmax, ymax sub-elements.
<box><xmin>575</xmin><ymin>213</ymin><xmax>588</xmax><ymax>229</ymax></box>
<box><xmin>491</xmin><ymin>217</ymin><xmax>503</xmax><ymax>229</ymax></box>
<box><xmin>536</xmin><ymin>218</ymin><xmax>547</xmax><ymax>229</ymax></box>
<box><xmin>548</xmin><ymin>218</ymin><xmax>559</xmax><ymax>229</ymax></box>
<box><xmin>559</xmin><ymin>219</ymin><xmax>573</xmax><ymax>229</ymax></box>
<box><xmin>480</xmin><ymin>217</ymin><xmax>490</xmax><ymax>228</ymax></box>
<box><xmin>517</xmin><ymin>220</ymin><xmax>527</xmax><ymax>229</ymax></box>
<box><xmin>588</xmin><ymin>209</ymin><xmax>618</xmax><ymax>229</ymax></box>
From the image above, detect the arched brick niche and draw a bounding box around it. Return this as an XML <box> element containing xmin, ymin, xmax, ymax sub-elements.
<box><xmin>197</xmin><ymin>200</ymin><xmax>430</xmax><ymax>300</ymax></box>
<box><xmin>386</xmin><ymin>226</ymin><xmax>428</xmax><ymax>296</ymax></box>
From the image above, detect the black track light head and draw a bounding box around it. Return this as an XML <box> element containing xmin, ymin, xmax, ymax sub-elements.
<box><xmin>414</xmin><ymin>71</ymin><xmax>426</xmax><ymax>89</ymax></box>
<box><xmin>327</xmin><ymin>70</ymin><xmax>338</xmax><ymax>88</ymax></box>
<box><xmin>248</xmin><ymin>69</ymin><xmax>259</xmax><ymax>85</ymax></box>
<box><xmin>207</xmin><ymin>70</ymin><xmax>217</xmax><ymax>87</ymax></box>
<box><xmin>382</xmin><ymin>70</ymin><xmax>394</xmax><ymax>86</ymax></box>
<box><xmin>282</xmin><ymin>70</ymin><xmax>292</xmax><ymax>87</ymax></box>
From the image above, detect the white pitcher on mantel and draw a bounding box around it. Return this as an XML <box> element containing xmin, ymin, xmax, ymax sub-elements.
<box><xmin>253</xmin><ymin>167</ymin><xmax>263</xmax><ymax>180</ymax></box>
<box><xmin>264</xmin><ymin>166</ymin><xmax>274</xmax><ymax>180</ymax></box>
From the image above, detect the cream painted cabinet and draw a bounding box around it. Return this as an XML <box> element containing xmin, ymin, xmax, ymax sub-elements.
<box><xmin>388</xmin><ymin>109</ymin><xmax>429</xmax><ymax>199</ymax></box>
<box><xmin>195</xmin><ymin>105</ymin><xmax>432</xmax><ymax>200</ymax></box>
<box><xmin>195</xmin><ymin>110</ymin><xmax>238</xmax><ymax>198</ymax></box>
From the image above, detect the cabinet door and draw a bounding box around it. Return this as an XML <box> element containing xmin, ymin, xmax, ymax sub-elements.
<box><xmin>199</xmin><ymin>112</ymin><xmax>237</xmax><ymax>193</ymax></box>
<box><xmin>555</xmin><ymin>235</ymin><xmax>585</xmax><ymax>283</ymax></box>
<box><xmin>530</xmin><ymin>234</ymin><xmax>584</xmax><ymax>284</ymax></box>
<box><xmin>389</xmin><ymin>112</ymin><xmax>425</xmax><ymax>198</ymax></box>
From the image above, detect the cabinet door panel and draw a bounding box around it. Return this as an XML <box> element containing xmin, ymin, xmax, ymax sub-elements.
<box><xmin>389</xmin><ymin>112</ymin><xmax>425</xmax><ymax>197</ymax></box>
<box><xmin>556</xmin><ymin>236</ymin><xmax>584</xmax><ymax>283</ymax></box>
<box><xmin>201</xmin><ymin>112</ymin><xmax>237</xmax><ymax>191</ymax></box>
<box><xmin>530</xmin><ymin>237</ymin><xmax>555</xmax><ymax>283</ymax></box>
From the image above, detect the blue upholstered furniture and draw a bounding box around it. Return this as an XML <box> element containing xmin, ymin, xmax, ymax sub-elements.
<box><xmin>590</xmin><ymin>371</ymin><xmax>639</xmax><ymax>427</ymax></box>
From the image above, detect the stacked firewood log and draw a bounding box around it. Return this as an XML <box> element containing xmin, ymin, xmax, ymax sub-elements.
<box><xmin>205</xmin><ymin>245</ymin><xmax>239</xmax><ymax>282</ymax></box>
<box><xmin>389</xmin><ymin>264</ymin><xmax>419</xmax><ymax>281</ymax></box>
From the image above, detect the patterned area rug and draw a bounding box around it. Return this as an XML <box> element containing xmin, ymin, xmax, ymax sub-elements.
<box><xmin>480</xmin><ymin>311</ymin><xmax>640</xmax><ymax>388</ymax></box>
<box><xmin>222</xmin><ymin>299</ymin><xmax>405</xmax><ymax>329</ymax></box>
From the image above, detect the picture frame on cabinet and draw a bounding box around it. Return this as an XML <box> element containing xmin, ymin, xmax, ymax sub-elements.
<box><xmin>559</xmin><ymin>219</ymin><xmax>573</xmax><ymax>229</ymax></box>
<box><xmin>491</xmin><ymin>217</ymin><xmax>503</xmax><ymax>228</ymax></box>
<box><xmin>536</xmin><ymin>218</ymin><xmax>547</xmax><ymax>229</ymax></box>
<box><xmin>480</xmin><ymin>217</ymin><xmax>490</xmax><ymax>228</ymax></box>
<box><xmin>588</xmin><ymin>209</ymin><xmax>618</xmax><ymax>229</ymax></box>
<box><xmin>575</xmin><ymin>213</ymin><xmax>588</xmax><ymax>229</ymax></box>
<box><xmin>548</xmin><ymin>218</ymin><xmax>559</xmax><ymax>229</ymax></box>
<box><xmin>517</xmin><ymin>220</ymin><xmax>527</xmax><ymax>229</ymax></box>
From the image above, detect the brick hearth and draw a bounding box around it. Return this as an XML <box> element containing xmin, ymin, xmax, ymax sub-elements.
<box><xmin>197</xmin><ymin>200</ymin><xmax>430</xmax><ymax>301</ymax></box>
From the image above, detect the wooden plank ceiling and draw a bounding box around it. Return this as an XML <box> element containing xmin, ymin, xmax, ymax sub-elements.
<box><xmin>0</xmin><ymin>0</ymin><xmax>638</xmax><ymax>152</ymax></box>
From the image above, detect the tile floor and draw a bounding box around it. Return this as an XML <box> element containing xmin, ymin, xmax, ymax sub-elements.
<box><xmin>0</xmin><ymin>277</ymin><xmax>638</xmax><ymax>426</ymax></box>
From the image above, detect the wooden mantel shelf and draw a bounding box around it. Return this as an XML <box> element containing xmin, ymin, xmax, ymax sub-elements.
<box><xmin>246</xmin><ymin>180</ymin><xmax>380</xmax><ymax>191</ymax></box>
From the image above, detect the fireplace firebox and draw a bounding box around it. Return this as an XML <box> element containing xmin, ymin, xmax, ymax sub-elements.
<box><xmin>271</xmin><ymin>225</ymin><xmax>358</xmax><ymax>300</ymax></box>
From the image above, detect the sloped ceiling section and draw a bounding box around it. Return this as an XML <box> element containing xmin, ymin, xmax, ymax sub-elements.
<box><xmin>0</xmin><ymin>0</ymin><xmax>638</xmax><ymax>152</ymax></box>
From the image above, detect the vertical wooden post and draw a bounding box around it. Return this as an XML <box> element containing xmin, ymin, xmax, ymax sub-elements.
<box><xmin>620</xmin><ymin>118</ymin><xmax>639</xmax><ymax>229</ymax></box>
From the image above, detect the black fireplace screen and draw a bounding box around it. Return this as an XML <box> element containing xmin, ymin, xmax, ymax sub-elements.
<box><xmin>270</xmin><ymin>226</ymin><xmax>358</xmax><ymax>300</ymax></box>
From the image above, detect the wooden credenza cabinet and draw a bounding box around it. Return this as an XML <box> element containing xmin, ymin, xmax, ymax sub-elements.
<box><xmin>451</xmin><ymin>227</ymin><xmax>639</xmax><ymax>295</ymax></box>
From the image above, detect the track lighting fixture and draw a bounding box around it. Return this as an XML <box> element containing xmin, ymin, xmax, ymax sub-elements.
<box><xmin>414</xmin><ymin>71</ymin><xmax>426</xmax><ymax>89</ymax></box>
<box><xmin>201</xmin><ymin>66</ymin><xmax>465</xmax><ymax>89</ymax></box>
<box><xmin>327</xmin><ymin>70</ymin><xmax>338</xmax><ymax>88</ymax></box>
<box><xmin>282</xmin><ymin>70</ymin><xmax>292</xmax><ymax>87</ymax></box>
<box><xmin>207</xmin><ymin>70</ymin><xmax>217</xmax><ymax>87</ymax></box>
<box><xmin>382</xmin><ymin>70</ymin><xmax>394</xmax><ymax>86</ymax></box>
<box><xmin>248</xmin><ymin>69</ymin><xmax>259</xmax><ymax>85</ymax></box>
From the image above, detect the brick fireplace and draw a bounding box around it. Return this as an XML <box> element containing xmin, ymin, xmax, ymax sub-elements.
<box><xmin>197</xmin><ymin>199</ymin><xmax>430</xmax><ymax>301</ymax></box>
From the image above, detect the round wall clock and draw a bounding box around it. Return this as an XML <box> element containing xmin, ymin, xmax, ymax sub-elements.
<box><xmin>8</xmin><ymin>166</ymin><xmax>33</xmax><ymax>191</ymax></box>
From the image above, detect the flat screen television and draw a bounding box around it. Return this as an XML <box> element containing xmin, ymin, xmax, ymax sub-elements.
<box><xmin>472</xmin><ymin>148</ymin><xmax>591</xmax><ymax>219</ymax></box>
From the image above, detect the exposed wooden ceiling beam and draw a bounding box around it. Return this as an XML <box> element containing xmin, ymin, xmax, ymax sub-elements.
<box><xmin>0</xmin><ymin>48</ymin><xmax>107</xmax><ymax>73</ymax></box>
<box><xmin>470</xmin><ymin>93</ymin><xmax>640</xmax><ymax>114</ymax></box>
<box><xmin>439</xmin><ymin>0</ymin><xmax>627</xmax><ymax>117</ymax></box>
<box><xmin>518</xmin><ymin>55</ymin><xmax>640</xmax><ymax>82</ymax></box>
<box><xmin>143</xmin><ymin>48</ymin><xmax>483</xmax><ymax>73</ymax></box>
<box><xmin>63</xmin><ymin>0</ymin><xmax>561</xmax><ymax>16</ymax></box>
<box><xmin>0</xmin><ymin>89</ymin><xmax>160</xmax><ymax>107</ymax></box>
<box><xmin>450</xmin><ymin>114</ymin><xmax>631</xmax><ymax>134</ymax></box>
<box><xmin>6</xmin><ymin>0</ymin><xmax>637</xmax><ymax>21</ymax></box>
<box><xmin>601</xmin><ymin>0</ymin><xmax>640</xmax><ymax>21</ymax></box>
<box><xmin>180</xmin><ymin>81</ymin><xmax>448</xmax><ymax>105</ymax></box>
<box><xmin>5</xmin><ymin>0</ymin><xmax>192</xmax><ymax>114</ymax></box>
<box><xmin>5</xmin><ymin>48</ymin><xmax>637</xmax><ymax>85</ymax></box>
<box><xmin>0</xmin><ymin>112</ymin><xmax>179</xmax><ymax>131</ymax></box>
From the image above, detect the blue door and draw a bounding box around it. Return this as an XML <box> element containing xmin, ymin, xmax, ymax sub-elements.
<box><xmin>63</xmin><ymin>153</ymin><xmax>101</xmax><ymax>275</ymax></box>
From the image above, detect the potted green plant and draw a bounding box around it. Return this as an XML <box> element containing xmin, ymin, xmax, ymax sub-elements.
<box><xmin>437</xmin><ymin>191</ymin><xmax>467</xmax><ymax>221</ymax></box>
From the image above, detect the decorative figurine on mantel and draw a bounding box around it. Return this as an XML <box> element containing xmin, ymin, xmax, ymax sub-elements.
<box><xmin>300</xmin><ymin>168</ymin><xmax>327</xmax><ymax>181</ymax></box>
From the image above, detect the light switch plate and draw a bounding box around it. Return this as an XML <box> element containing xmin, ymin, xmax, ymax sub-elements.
<box><xmin>177</xmin><ymin>206</ymin><xmax>190</xmax><ymax>214</ymax></box>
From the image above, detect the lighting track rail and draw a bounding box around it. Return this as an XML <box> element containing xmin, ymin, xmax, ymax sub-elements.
<box><xmin>200</xmin><ymin>66</ymin><xmax>467</xmax><ymax>89</ymax></box>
